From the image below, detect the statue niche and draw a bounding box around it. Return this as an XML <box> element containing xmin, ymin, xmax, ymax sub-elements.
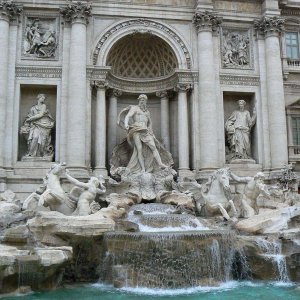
<box><xmin>20</xmin><ymin>93</ymin><xmax>55</xmax><ymax>161</ymax></box>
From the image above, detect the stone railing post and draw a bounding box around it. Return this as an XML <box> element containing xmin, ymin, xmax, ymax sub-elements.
<box><xmin>156</xmin><ymin>91</ymin><xmax>170</xmax><ymax>151</ymax></box>
<box><xmin>0</xmin><ymin>1</ymin><xmax>22</xmax><ymax>171</ymax></box>
<box><xmin>193</xmin><ymin>11</ymin><xmax>222</xmax><ymax>171</ymax></box>
<box><xmin>60</xmin><ymin>2</ymin><xmax>91</xmax><ymax>172</ymax></box>
<box><xmin>254</xmin><ymin>16</ymin><xmax>288</xmax><ymax>170</ymax></box>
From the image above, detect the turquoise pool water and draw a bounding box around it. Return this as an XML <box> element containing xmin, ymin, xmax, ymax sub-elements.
<box><xmin>1</xmin><ymin>281</ymin><xmax>300</xmax><ymax>300</ymax></box>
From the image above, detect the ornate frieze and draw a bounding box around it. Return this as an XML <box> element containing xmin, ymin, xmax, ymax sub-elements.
<box><xmin>192</xmin><ymin>11</ymin><xmax>222</xmax><ymax>32</ymax></box>
<box><xmin>15</xmin><ymin>66</ymin><xmax>62</xmax><ymax>78</ymax></box>
<box><xmin>92</xmin><ymin>18</ymin><xmax>191</xmax><ymax>68</ymax></box>
<box><xmin>23</xmin><ymin>16</ymin><xmax>58</xmax><ymax>59</ymax></box>
<box><xmin>0</xmin><ymin>0</ymin><xmax>22</xmax><ymax>21</ymax></box>
<box><xmin>60</xmin><ymin>1</ymin><xmax>92</xmax><ymax>24</ymax></box>
<box><xmin>220</xmin><ymin>74</ymin><xmax>260</xmax><ymax>86</ymax></box>
<box><xmin>221</xmin><ymin>28</ymin><xmax>252</xmax><ymax>69</ymax></box>
<box><xmin>254</xmin><ymin>16</ymin><xmax>285</xmax><ymax>36</ymax></box>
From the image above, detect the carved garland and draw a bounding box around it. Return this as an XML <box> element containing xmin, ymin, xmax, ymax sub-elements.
<box><xmin>92</xmin><ymin>18</ymin><xmax>192</xmax><ymax>69</ymax></box>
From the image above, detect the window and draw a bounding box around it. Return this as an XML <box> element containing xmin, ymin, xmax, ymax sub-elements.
<box><xmin>286</xmin><ymin>32</ymin><xmax>299</xmax><ymax>59</ymax></box>
<box><xmin>292</xmin><ymin>117</ymin><xmax>300</xmax><ymax>145</ymax></box>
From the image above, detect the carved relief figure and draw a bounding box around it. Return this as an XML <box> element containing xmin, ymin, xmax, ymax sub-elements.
<box><xmin>222</xmin><ymin>30</ymin><xmax>250</xmax><ymax>68</ymax></box>
<box><xmin>20</xmin><ymin>94</ymin><xmax>55</xmax><ymax>160</ymax></box>
<box><xmin>225</xmin><ymin>100</ymin><xmax>256</xmax><ymax>161</ymax></box>
<box><xmin>114</xmin><ymin>94</ymin><xmax>171</xmax><ymax>174</ymax></box>
<box><xmin>23</xmin><ymin>18</ymin><xmax>57</xmax><ymax>58</ymax></box>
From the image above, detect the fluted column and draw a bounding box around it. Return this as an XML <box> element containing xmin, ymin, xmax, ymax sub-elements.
<box><xmin>94</xmin><ymin>81</ymin><xmax>108</xmax><ymax>176</ymax></box>
<box><xmin>255</xmin><ymin>17</ymin><xmax>288</xmax><ymax>170</ymax></box>
<box><xmin>176</xmin><ymin>84</ymin><xmax>191</xmax><ymax>173</ymax></box>
<box><xmin>107</xmin><ymin>89</ymin><xmax>122</xmax><ymax>158</ymax></box>
<box><xmin>156</xmin><ymin>91</ymin><xmax>170</xmax><ymax>151</ymax></box>
<box><xmin>193</xmin><ymin>11</ymin><xmax>222</xmax><ymax>170</ymax></box>
<box><xmin>61</xmin><ymin>2</ymin><xmax>91</xmax><ymax>170</ymax></box>
<box><xmin>0</xmin><ymin>1</ymin><xmax>21</xmax><ymax>170</ymax></box>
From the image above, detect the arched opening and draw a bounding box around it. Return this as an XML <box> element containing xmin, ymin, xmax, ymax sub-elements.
<box><xmin>106</xmin><ymin>33</ymin><xmax>178</xmax><ymax>79</ymax></box>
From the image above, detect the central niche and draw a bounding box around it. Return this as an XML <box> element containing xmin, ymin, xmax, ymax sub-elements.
<box><xmin>106</xmin><ymin>33</ymin><xmax>178</xmax><ymax>79</ymax></box>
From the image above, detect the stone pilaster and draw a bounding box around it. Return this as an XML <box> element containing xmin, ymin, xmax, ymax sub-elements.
<box><xmin>175</xmin><ymin>84</ymin><xmax>191</xmax><ymax>175</ymax></box>
<box><xmin>254</xmin><ymin>16</ymin><xmax>288</xmax><ymax>170</ymax></box>
<box><xmin>94</xmin><ymin>80</ymin><xmax>108</xmax><ymax>176</ymax></box>
<box><xmin>156</xmin><ymin>91</ymin><xmax>170</xmax><ymax>151</ymax></box>
<box><xmin>193</xmin><ymin>11</ymin><xmax>221</xmax><ymax>171</ymax></box>
<box><xmin>0</xmin><ymin>1</ymin><xmax>21</xmax><ymax>169</ymax></box>
<box><xmin>107</xmin><ymin>89</ymin><xmax>122</xmax><ymax>158</ymax></box>
<box><xmin>60</xmin><ymin>2</ymin><xmax>91</xmax><ymax>171</ymax></box>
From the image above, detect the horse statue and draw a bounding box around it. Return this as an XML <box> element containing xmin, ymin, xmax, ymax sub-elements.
<box><xmin>195</xmin><ymin>168</ymin><xmax>237</xmax><ymax>220</ymax></box>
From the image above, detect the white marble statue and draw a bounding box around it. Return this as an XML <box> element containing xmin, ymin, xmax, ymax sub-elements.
<box><xmin>231</xmin><ymin>171</ymin><xmax>270</xmax><ymax>218</ymax></box>
<box><xmin>65</xmin><ymin>170</ymin><xmax>106</xmax><ymax>216</ymax></box>
<box><xmin>225</xmin><ymin>99</ymin><xmax>256</xmax><ymax>161</ymax></box>
<box><xmin>111</xmin><ymin>94</ymin><xmax>173</xmax><ymax>176</ymax></box>
<box><xmin>195</xmin><ymin>168</ymin><xmax>238</xmax><ymax>220</ymax></box>
<box><xmin>20</xmin><ymin>94</ymin><xmax>55</xmax><ymax>160</ymax></box>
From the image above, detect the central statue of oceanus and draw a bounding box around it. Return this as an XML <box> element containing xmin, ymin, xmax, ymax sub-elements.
<box><xmin>111</xmin><ymin>94</ymin><xmax>173</xmax><ymax>177</ymax></box>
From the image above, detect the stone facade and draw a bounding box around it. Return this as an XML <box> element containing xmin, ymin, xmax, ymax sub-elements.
<box><xmin>1</xmin><ymin>0</ymin><xmax>300</xmax><ymax>195</ymax></box>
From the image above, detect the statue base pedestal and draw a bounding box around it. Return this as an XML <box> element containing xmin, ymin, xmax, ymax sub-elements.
<box><xmin>229</xmin><ymin>159</ymin><xmax>256</xmax><ymax>164</ymax></box>
<box><xmin>21</xmin><ymin>155</ymin><xmax>53</xmax><ymax>162</ymax></box>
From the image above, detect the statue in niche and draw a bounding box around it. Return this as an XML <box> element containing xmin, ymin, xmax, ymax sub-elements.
<box><xmin>20</xmin><ymin>94</ymin><xmax>55</xmax><ymax>161</ymax></box>
<box><xmin>222</xmin><ymin>30</ymin><xmax>250</xmax><ymax>67</ymax></box>
<box><xmin>225</xmin><ymin>99</ymin><xmax>256</xmax><ymax>162</ymax></box>
<box><xmin>24</xmin><ymin>18</ymin><xmax>57</xmax><ymax>58</ymax></box>
<box><xmin>111</xmin><ymin>94</ymin><xmax>173</xmax><ymax>176</ymax></box>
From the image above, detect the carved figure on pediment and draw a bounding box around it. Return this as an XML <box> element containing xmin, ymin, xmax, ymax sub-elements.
<box><xmin>20</xmin><ymin>94</ymin><xmax>55</xmax><ymax>161</ymax></box>
<box><xmin>225</xmin><ymin>99</ymin><xmax>256</xmax><ymax>162</ymax></box>
<box><xmin>111</xmin><ymin>94</ymin><xmax>173</xmax><ymax>176</ymax></box>
<box><xmin>24</xmin><ymin>18</ymin><xmax>57</xmax><ymax>58</ymax></box>
<box><xmin>222</xmin><ymin>30</ymin><xmax>250</xmax><ymax>67</ymax></box>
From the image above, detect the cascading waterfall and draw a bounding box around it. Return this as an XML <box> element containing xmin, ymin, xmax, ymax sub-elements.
<box><xmin>255</xmin><ymin>238</ymin><xmax>289</xmax><ymax>282</ymax></box>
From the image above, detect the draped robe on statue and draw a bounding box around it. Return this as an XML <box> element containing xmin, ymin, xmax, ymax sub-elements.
<box><xmin>225</xmin><ymin>110</ymin><xmax>255</xmax><ymax>159</ymax></box>
<box><xmin>111</xmin><ymin>106</ymin><xmax>173</xmax><ymax>175</ymax></box>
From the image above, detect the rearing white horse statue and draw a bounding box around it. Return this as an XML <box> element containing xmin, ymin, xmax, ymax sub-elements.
<box><xmin>195</xmin><ymin>168</ymin><xmax>237</xmax><ymax>220</ymax></box>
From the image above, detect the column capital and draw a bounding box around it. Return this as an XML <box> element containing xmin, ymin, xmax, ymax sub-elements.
<box><xmin>108</xmin><ymin>88</ymin><xmax>122</xmax><ymax>98</ymax></box>
<box><xmin>0</xmin><ymin>0</ymin><xmax>22</xmax><ymax>22</ymax></box>
<box><xmin>175</xmin><ymin>83</ymin><xmax>192</xmax><ymax>93</ymax></box>
<box><xmin>93</xmin><ymin>80</ymin><xmax>108</xmax><ymax>90</ymax></box>
<box><xmin>254</xmin><ymin>16</ymin><xmax>285</xmax><ymax>37</ymax></box>
<box><xmin>192</xmin><ymin>10</ymin><xmax>222</xmax><ymax>33</ymax></box>
<box><xmin>60</xmin><ymin>1</ymin><xmax>92</xmax><ymax>25</ymax></box>
<box><xmin>156</xmin><ymin>90</ymin><xmax>173</xmax><ymax>99</ymax></box>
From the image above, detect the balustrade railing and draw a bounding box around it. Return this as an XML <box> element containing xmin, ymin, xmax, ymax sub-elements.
<box><xmin>288</xmin><ymin>145</ymin><xmax>300</xmax><ymax>160</ymax></box>
<box><xmin>287</xmin><ymin>59</ymin><xmax>300</xmax><ymax>67</ymax></box>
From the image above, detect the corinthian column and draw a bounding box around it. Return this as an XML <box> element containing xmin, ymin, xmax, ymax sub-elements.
<box><xmin>94</xmin><ymin>81</ymin><xmax>108</xmax><ymax>176</ymax></box>
<box><xmin>254</xmin><ymin>17</ymin><xmax>288</xmax><ymax>170</ymax></box>
<box><xmin>193</xmin><ymin>11</ymin><xmax>222</xmax><ymax>170</ymax></box>
<box><xmin>156</xmin><ymin>91</ymin><xmax>170</xmax><ymax>151</ymax></box>
<box><xmin>0</xmin><ymin>1</ymin><xmax>21</xmax><ymax>170</ymax></box>
<box><xmin>107</xmin><ymin>89</ymin><xmax>122</xmax><ymax>158</ymax></box>
<box><xmin>60</xmin><ymin>2</ymin><xmax>91</xmax><ymax>171</ymax></box>
<box><xmin>176</xmin><ymin>84</ymin><xmax>191</xmax><ymax>174</ymax></box>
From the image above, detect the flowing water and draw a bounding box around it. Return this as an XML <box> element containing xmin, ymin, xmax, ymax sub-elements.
<box><xmin>1</xmin><ymin>281</ymin><xmax>299</xmax><ymax>300</ymax></box>
<box><xmin>256</xmin><ymin>238</ymin><xmax>289</xmax><ymax>282</ymax></box>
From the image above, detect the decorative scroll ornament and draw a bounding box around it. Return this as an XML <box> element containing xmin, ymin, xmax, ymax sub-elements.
<box><xmin>192</xmin><ymin>11</ymin><xmax>222</xmax><ymax>32</ymax></box>
<box><xmin>0</xmin><ymin>0</ymin><xmax>22</xmax><ymax>21</ymax></box>
<box><xmin>60</xmin><ymin>1</ymin><xmax>92</xmax><ymax>23</ymax></box>
<box><xmin>254</xmin><ymin>16</ymin><xmax>285</xmax><ymax>35</ymax></box>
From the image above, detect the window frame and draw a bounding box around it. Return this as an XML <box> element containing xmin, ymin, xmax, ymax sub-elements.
<box><xmin>285</xmin><ymin>31</ymin><xmax>300</xmax><ymax>60</ymax></box>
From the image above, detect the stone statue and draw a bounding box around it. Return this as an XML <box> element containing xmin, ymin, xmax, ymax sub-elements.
<box><xmin>20</xmin><ymin>94</ymin><xmax>55</xmax><ymax>161</ymax></box>
<box><xmin>225</xmin><ymin>99</ymin><xmax>256</xmax><ymax>162</ymax></box>
<box><xmin>222</xmin><ymin>30</ymin><xmax>250</xmax><ymax>67</ymax></box>
<box><xmin>24</xmin><ymin>19</ymin><xmax>57</xmax><ymax>58</ymax></box>
<box><xmin>65</xmin><ymin>170</ymin><xmax>106</xmax><ymax>216</ymax></box>
<box><xmin>231</xmin><ymin>171</ymin><xmax>270</xmax><ymax>218</ymax></box>
<box><xmin>111</xmin><ymin>94</ymin><xmax>173</xmax><ymax>176</ymax></box>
